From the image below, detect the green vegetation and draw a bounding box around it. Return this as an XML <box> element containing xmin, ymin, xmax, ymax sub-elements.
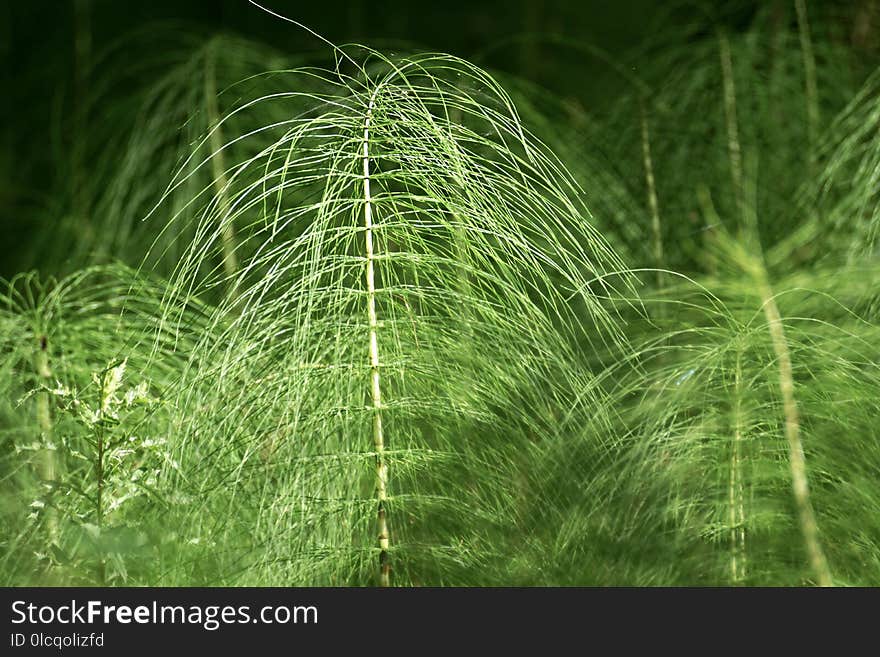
<box><xmin>1</xmin><ymin>1</ymin><xmax>878</xmax><ymax>586</ymax></box>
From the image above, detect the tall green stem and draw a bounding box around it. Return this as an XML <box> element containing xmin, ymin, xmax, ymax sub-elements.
<box><xmin>752</xmin><ymin>264</ymin><xmax>832</xmax><ymax>586</ymax></box>
<box><xmin>362</xmin><ymin>93</ymin><xmax>391</xmax><ymax>587</ymax></box>
<box><xmin>794</xmin><ymin>0</ymin><xmax>820</xmax><ymax>156</ymax></box>
<box><xmin>639</xmin><ymin>102</ymin><xmax>664</xmax><ymax>289</ymax></box>
<box><xmin>35</xmin><ymin>334</ymin><xmax>57</xmax><ymax>539</ymax></box>
<box><xmin>728</xmin><ymin>349</ymin><xmax>747</xmax><ymax>583</ymax></box>
<box><xmin>205</xmin><ymin>43</ymin><xmax>239</xmax><ymax>293</ymax></box>
<box><xmin>94</xmin><ymin>370</ymin><xmax>108</xmax><ymax>585</ymax></box>
<box><xmin>718</xmin><ymin>33</ymin><xmax>744</xmax><ymax>228</ymax></box>
<box><xmin>95</xmin><ymin>414</ymin><xmax>106</xmax><ymax>585</ymax></box>
<box><xmin>72</xmin><ymin>0</ymin><xmax>92</xmax><ymax>242</ymax></box>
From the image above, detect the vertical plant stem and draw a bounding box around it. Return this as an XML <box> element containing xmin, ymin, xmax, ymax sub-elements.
<box><xmin>728</xmin><ymin>348</ymin><xmax>747</xmax><ymax>583</ymax></box>
<box><xmin>94</xmin><ymin>369</ymin><xmax>109</xmax><ymax>585</ymax></box>
<box><xmin>35</xmin><ymin>335</ymin><xmax>57</xmax><ymax>539</ymax></box>
<box><xmin>35</xmin><ymin>336</ymin><xmax>54</xmax><ymax>478</ymax></box>
<box><xmin>753</xmin><ymin>267</ymin><xmax>833</xmax><ymax>586</ymax></box>
<box><xmin>95</xmin><ymin>415</ymin><xmax>106</xmax><ymax>585</ymax></box>
<box><xmin>736</xmin><ymin>143</ymin><xmax>829</xmax><ymax>582</ymax></box>
<box><xmin>91</xmin><ymin>361</ymin><xmax>125</xmax><ymax>585</ymax></box>
<box><xmin>718</xmin><ymin>32</ymin><xmax>745</xmax><ymax>227</ymax></box>
<box><xmin>794</xmin><ymin>0</ymin><xmax>820</xmax><ymax>156</ymax></box>
<box><xmin>204</xmin><ymin>43</ymin><xmax>239</xmax><ymax>292</ymax></box>
<box><xmin>363</xmin><ymin>94</ymin><xmax>391</xmax><ymax>587</ymax></box>
<box><xmin>639</xmin><ymin>102</ymin><xmax>664</xmax><ymax>289</ymax></box>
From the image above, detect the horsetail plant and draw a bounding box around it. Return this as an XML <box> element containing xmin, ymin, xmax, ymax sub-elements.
<box><xmin>31</xmin><ymin>30</ymin><xmax>299</xmax><ymax>282</ymax></box>
<box><xmin>150</xmin><ymin>42</ymin><xmax>629</xmax><ymax>586</ymax></box>
<box><xmin>700</xmin><ymin>192</ymin><xmax>833</xmax><ymax>585</ymax></box>
<box><xmin>3</xmin><ymin>5</ymin><xmax>880</xmax><ymax>588</ymax></box>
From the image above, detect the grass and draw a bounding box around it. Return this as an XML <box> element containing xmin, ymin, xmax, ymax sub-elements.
<box><xmin>1</xmin><ymin>2</ymin><xmax>879</xmax><ymax>586</ymax></box>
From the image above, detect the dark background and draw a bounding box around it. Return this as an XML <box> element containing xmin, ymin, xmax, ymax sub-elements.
<box><xmin>0</xmin><ymin>0</ymin><xmax>868</xmax><ymax>276</ymax></box>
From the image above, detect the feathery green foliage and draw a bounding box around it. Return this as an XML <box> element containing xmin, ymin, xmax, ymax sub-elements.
<box><xmin>2</xmin><ymin>3</ymin><xmax>879</xmax><ymax>587</ymax></box>
<box><xmin>813</xmin><ymin>67</ymin><xmax>880</xmax><ymax>259</ymax></box>
<box><xmin>149</xmin><ymin>47</ymin><xmax>628</xmax><ymax>585</ymax></box>
<box><xmin>27</xmin><ymin>30</ymin><xmax>302</xmax><ymax>280</ymax></box>
<box><xmin>0</xmin><ymin>265</ymin><xmax>210</xmax><ymax>584</ymax></box>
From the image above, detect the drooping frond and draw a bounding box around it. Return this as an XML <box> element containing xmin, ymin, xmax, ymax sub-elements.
<box><xmin>28</xmin><ymin>30</ymin><xmax>303</xmax><ymax>280</ymax></box>
<box><xmin>813</xmin><ymin>66</ymin><xmax>880</xmax><ymax>260</ymax></box>
<box><xmin>151</xmin><ymin>49</ymin><xmax>630</xmax><ymax>585</ymax></box>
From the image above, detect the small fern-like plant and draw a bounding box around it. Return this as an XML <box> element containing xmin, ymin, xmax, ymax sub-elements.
<box><xmin>0</xmin><ymin>265</ymin><xmax>208</xmax><ymax>585</ymax></box>
<box><xmin>25</xmin><ymin>359</ymin><xmax>165</xmax><ymax>584</ymax></box>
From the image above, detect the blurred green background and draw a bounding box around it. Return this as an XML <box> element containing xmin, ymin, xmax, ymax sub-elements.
<box><xmin>6</xmin><ymin>0</ymin><xmax>864</xmax><ymax>278</ymax></box>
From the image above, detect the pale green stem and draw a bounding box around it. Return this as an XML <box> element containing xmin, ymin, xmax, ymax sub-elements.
<box><xmin>718</xmin><ymin>33</ymin><xmax>745</xmax><ymax>227</ymax></box>
<box><xmin>728</xmin><ymin>349</ymin><xmax>747</xmax><ymax>584</ymax></box>
<box><xmin>794</xmin><ymin>0</ymin><xmax>820</xmax><ymax>156</ymax></box>
<box><xmin>35</xmin><ymin>335</ymin><xmax>57</xmax><ymax>539</ymax></box>
<box><xmin>204</xmin><ymin>44</ymin><xmax>239</xmax><ymax>294</ymax></box>
<box><xmin>95</xmin><ymin>370</ymin><xmax>109</xmax><ymax>585</ymax></box>
<box><xmin>639</xmin><ymin>103</ymin><xmax>664</xmax><ymax>289</ymax></box>
<box><xmin>363</xmin><ymin>93</ymin><xmax>391</xmax><ymax>587</ymax></box>
<box><xmin>72</xmin><ymin>0</ymin><xmax>92</xmax><ymax>244</ymax></box>
<box><xmin>753</xmin><ymin>266</ymin><xmax>833</xmax><ymax>586</ymax></box>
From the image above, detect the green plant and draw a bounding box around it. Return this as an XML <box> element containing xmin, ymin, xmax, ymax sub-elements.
<box><xmin>28</xmin><ymin>29</ymin><xmax>301</xmax><ymax>282</ymax></box>
<box><xmin>0</xmin><ymin>265</ymin><xmax>209</xmax><ymax>585</ymax></box>
<box><xmin>149</xmin><ymin>45</ymin><xmax>629</xmax><ymax>585</ymax></box>
<box><xmin>812</xmin><ymin>67</ymin><xmax>880</xmax><ymax>260</ymax></box>
<box><xmin>3</xmin><ymin>5</ymin><xmax>880</xmax><ymax>588</ymax></box>
<box><xmin>22</xmin><ymin>359</ymin><xmax>166</xmax><ymax>584</ymax></box>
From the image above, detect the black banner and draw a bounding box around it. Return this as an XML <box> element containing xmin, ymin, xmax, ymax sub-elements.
<box><xmin>0</xmin><ymin>587</ymin><xmax>869</xmax><ymax>653</ymax></box>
